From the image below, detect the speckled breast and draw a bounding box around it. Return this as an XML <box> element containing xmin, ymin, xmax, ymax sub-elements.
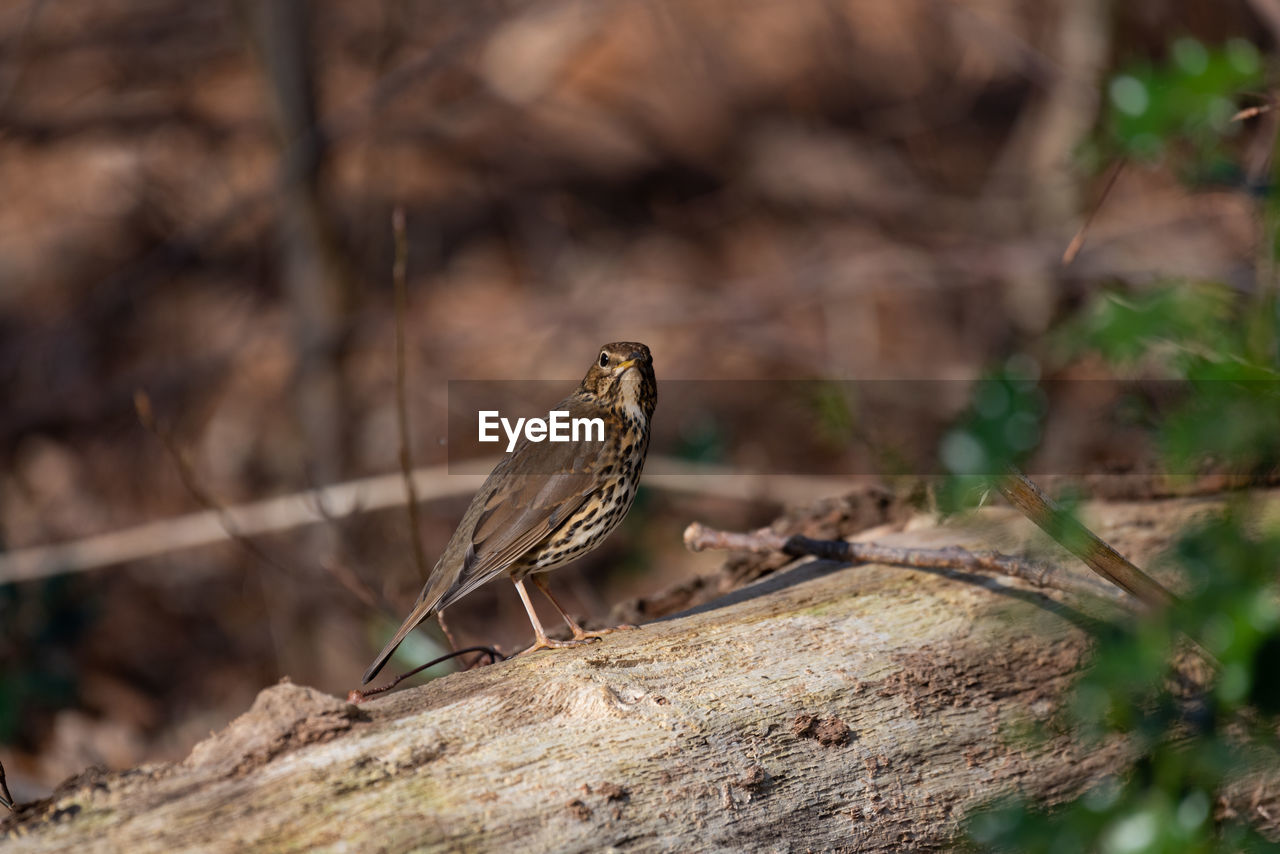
<box><xmin>514</xmin><ymin>429</ymin><xmax>650</xmax><ymax>577</ymax></box>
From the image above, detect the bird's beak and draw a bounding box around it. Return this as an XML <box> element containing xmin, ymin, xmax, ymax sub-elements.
<box><xmin>616</xmin><ymin>350</ymin><xmax>647</xmax><ymax>372</ymax></box>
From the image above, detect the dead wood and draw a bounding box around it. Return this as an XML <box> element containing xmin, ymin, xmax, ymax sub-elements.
<box><xmin>3</xmin><ymin>492</ymin><xmax>1277</xmax><ymax>852</ymax></box>
<box><xmin>682</xmin><ymin>519</ymin><xmax>1125</xmax><ymax>606</ymax></box>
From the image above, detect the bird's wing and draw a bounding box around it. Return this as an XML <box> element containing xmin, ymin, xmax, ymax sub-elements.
<box><xmin>361</xmin><ymin>398</ymin><xmax>608</xmax><ymax>685</ymax></box>
<box><xmin>438</xmin><ymin>419</ymin><xmax>607</xmax><ymax>609</ymax></box>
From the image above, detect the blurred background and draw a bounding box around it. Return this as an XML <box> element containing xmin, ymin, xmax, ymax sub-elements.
<box><xmin>0</xmin><ymin>0</ymin><xmax>1274</xmax><ymax>804</ymax></box>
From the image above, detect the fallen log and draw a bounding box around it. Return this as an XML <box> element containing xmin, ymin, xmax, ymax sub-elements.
<box><xmin>3</xmin><ymin>494</ymin><xmax>1276</xmax><ymax>852</ymax></box>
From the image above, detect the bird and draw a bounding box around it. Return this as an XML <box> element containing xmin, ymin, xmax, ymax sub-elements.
<box><xmin>362</xmin><ymin>342</ymin><xmax>657</xmax><ymax>685</ymax></box>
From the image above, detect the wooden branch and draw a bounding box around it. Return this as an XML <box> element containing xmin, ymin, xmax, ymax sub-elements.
<box><xmin>996</xmin><ymin>471</ymin><xmax>1177</xmax><ymax>610</ymax></box>
<box><xmin>682</xmin><ymin>521</ymin><xmax>1123</xmax><ymax>604</ymax></box>
<box><xmin>0</xmin><ymin>461</ymin><xmax>847</xmax><ymax>584</ymax></box>
<box><xmin>0</xmin><ymin>466</ymin><xmax>482</xmax><ymax>584</ymax></box>
<box><xmin>684</xmin><ymin>470</ymin><xmax>1180</xmax><ymax>612</ymax></box>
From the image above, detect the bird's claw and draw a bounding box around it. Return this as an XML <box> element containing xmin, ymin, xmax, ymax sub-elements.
<box><xmin>517</xmin><ymin>636</ymin><xmax>601</xmax><ymax>656</ymax></box>
<box><xmin>571</xmin><ymin>623</ymin><xmax>638</xmax><ymax>641</ymax></box>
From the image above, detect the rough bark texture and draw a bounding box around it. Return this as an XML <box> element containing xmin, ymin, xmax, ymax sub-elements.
<box><xmin>3</xmin><ymin>493</ymin><xmax>1276</xmax><ymax>852</ymax></box>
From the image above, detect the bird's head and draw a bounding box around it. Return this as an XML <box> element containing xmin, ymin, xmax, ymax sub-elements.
<box><xmin>579</xmin><ymin>341</ymin><xmax>656</xmax><ymax>421</ymax></box>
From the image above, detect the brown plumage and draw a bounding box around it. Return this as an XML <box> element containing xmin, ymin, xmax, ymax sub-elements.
<box><xmin>362</xmin><ymin>342</ymin><xmax>657</xmax><ymax>685</ymax></box>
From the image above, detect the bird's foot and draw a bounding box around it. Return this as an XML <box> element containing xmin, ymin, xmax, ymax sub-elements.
<box><xmin>570</xmin><ymin>623</ymin><xmax>638</xmax><ymax>641</ymax></box>
<box><xmin>517</xmin><ymin>636</ymin><xmax>601</xmax><ymax>656</ymax></box>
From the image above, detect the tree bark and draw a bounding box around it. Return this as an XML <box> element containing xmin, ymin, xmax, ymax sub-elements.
<box><xmin>4</xmin><ymin>493</ymin><xmax>1278</xmax><ymax>852</ymax></box>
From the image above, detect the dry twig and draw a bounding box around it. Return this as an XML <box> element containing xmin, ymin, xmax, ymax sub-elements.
<box><xmin>684</xmin><ymin>470</ymin><xmax>1182</xmax><ymax>611</ymax></box>
<box><xmin>133</xmin><ymin>391</ymin><xmax>383</xmax><ymax>609</ymax></box>
<box><xmin>0</xmin><ymin>460</ymin><xmax>849</xmax><ymax>584</ymax></box>
<box><xmin>348</xmin><ymin>645</ymin><xmax>503</xmax><ymax>704</ymax></box>
<box><xmin>1234</xmin><ymin>103</ymin><xmax>1274</xmax><ymax>123</ymax></box>
<box><xmin>1063</xmin><ymin>159</ymin><xmax>1124</xmax><ymax>266</ymax></box>
<box><xmin>391</xmin><ymin>206</ymin><xmax>429</xmax><ymax>585</ymax></box>
<box><xmin>389</xmin><ymin>205</ymin><xmax>458</xmax><ymax>651</ymax></box>
<box><xmin>996</xmin><ymin>470</ymin><xmax>1177</xmax><ymax>610</ymax></box>
<box><xmin>134</xmin><ymin>392</ymin><xmax>293</xmax><ymax>578</ymax></box>
<box><xmin>682</xmin><ymin>522</ymin><xmax>1122</xmax><ymax>603</ymax></box>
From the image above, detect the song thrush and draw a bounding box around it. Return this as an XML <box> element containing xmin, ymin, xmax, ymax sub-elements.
<box><xmin>362</xmin><ymin>342</ymin><xmax>657</xmax><ymax>684</ymax></box>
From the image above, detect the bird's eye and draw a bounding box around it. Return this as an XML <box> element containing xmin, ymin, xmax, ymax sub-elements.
<box><xmin>598</xmin><ymin>352</ymin><xmax>609</xmax><ymax>368</ymax></box>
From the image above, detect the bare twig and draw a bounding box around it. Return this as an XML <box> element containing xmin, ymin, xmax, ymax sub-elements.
<box><xmin>1234</xmin><ymin>103</ymin><xmax>1274</xmax><ymax>123</ymax></box>
<box><xmin>0</xmin><ymin>460</ymin><xmax>837</xmax><ymax>584</ymax></box>
<box><xmin>1063</xmin><ymin>159</ymin><xmax>1124</xmax><ymax>266</ymax></box>
<box><xmin>0</xmin><ymin>461</ymin><xmax>484</xmax><ymax>584</ymax></box>
<box><xmin>301</xmin><ymin>482</ymin><xmax>390</xmax><ymax>612</ymax></box>
<box><xmin>682</xmin><ymin>522</ymin><xmax>1123</xmax><ymax>604</ymax></box>
<box><xmin>996</xmin><ymin>470</ymin><xmax>1177</xmax><ymax>610</ymax></box>
<box><xmin>135</xmin><ymin>391</ymin><xmax>302</xmax><ymax>581</ymax></box>
<box><xmin>388</xmin><ymin>206</ymin><xmax>457</xmax><ymax>652</ymax></box>
<box><xmin>391</xmin><ymin>206</ymin><xmax>430</xmax><ymax>586</ymax></box>
<box><xmin>319</xmin><ymin>557</ymin><xmax>380</xmax><ymax>611</ymax></box>
<box><xmin>348</xmin><ymin>645</ymin><xmax>504</xmax><ymax>703</ymax></box>
<box><xmin>136</xmin><ymin>391</ymin><xmax>378</xmax><ymax>610</ymax></box>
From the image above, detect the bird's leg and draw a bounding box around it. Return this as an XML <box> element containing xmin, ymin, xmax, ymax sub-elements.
<box><xmin>513</xmin><ymin>578</ymin><xmax>597</xmax><ymax>655</ymax></box>
<box><xmin>529</xmin><ymin>574</ymin><xmax>637</xmax><ymax>641</ymax></box>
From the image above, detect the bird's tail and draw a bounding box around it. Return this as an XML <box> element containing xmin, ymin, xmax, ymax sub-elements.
<box><xmin>361</xmin><ymin>596</ymin><xmax>437</xmax><ymax>685</ymax></box>
<box><xmin>361</xmin><ymin>557</ymin><xmax>496</xmax><ymax>685</ymax></box>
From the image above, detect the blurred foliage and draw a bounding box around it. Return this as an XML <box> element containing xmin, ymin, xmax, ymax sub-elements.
<box><xmin>671</xmin><ymin>414</ymin><xmax>728</xmax><ymax>466</ymax></box>
<box><xmin>967</xmin><ymin>512</ymin><xmax>1280</xmax><ymax>854</ymax></box>
<box><xmin>955</xmin><ymin>36</ymin><xmax>1280</xmax><ymax>852</ymax></box>
<box><xmin>1061</xmin><ymin>282</ymin><xmax>1280</xmax><ymax>476</ymax></box>
<box><xmin>1062</xmin><ymin>283</ymin><xmax>1237</xmax><ymax>365</ymax></box>
<box><xmin>937</xmin><ymin>356</ymin><xmax>1047</xmax><ymax>510</ymax></box>
<box><xmin>613</xmin><ymin>486</ymin><xmax>658</xmax><ymax>580</ymax></box>
<box><xmin>810</xmin><ymin>383</ymin><xmax>859</xmax><ymax>451</ymax></box>
<box><xmin>1092</xmin><ymin>37</ymin><xmax>1262</xmax><ymax>177</ymax></box>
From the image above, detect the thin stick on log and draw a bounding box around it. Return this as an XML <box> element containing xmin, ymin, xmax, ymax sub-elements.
<box><xmin>347</xmin><ymin>645</ymin><xmax>503</xmax><ymax>704</ymax></box>
<box><xmin>996</xmin><ymin>470</ymin><xmax>1177</xmax><ymax>610</ymax></box>
<box><xmin>682</xmin><ymin>522</ymin><xmax>1123</xmax><ymax>604</ymax></box>
<box><xmin>685</xmin><ymin>471</ymin><xmax>1179</xmax><ymax>610</ymax></box>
